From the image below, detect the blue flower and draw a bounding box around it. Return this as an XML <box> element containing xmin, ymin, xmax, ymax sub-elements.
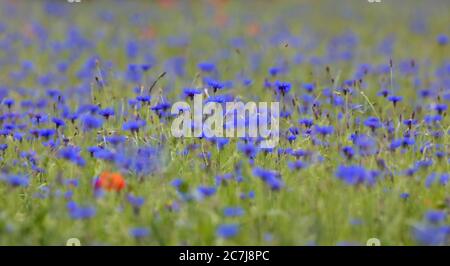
<box><xmin>400</xmin><ymin>193</ymin><xmax>410</xmax><ymax>199</ymax></box>
<box><xmin>390</xmin><ymin>137</ymin><xmax>415</xmax><ymax>150</ymax></box>
<box><xmin>2</xmin><ymin>98</ymin><xmax>15</xmax><ymax>108</ymax></box>
<box><xmin>198</xmin><ymin>61</ymin><xmax>215</xmax><ymax>72</ymax></box>
<box><xmin>0</xmin><ymin>143</ymin><xmax>8</xmax><ymax>152</ymax></box>
<box><xmin>314</xmin><ymin>125</ymin><xmax>334</xmax><ymax>136</ymax></box>
<box><xmin>216</xmin><ymin>224</ymin><xmax>239</xmax><ymax>238</ymax></box>
<box><xmin>52</xmin><ymin>117</ymin><xmax>66</xmax><ymax>128</ymax></box>
<box><xmin>299</xmin><ymin>118</ymin><xmax>314</xmax><ymax>128</ymax></box>
<box><xmin>237</xmin><ymin>142</ymin><xmax>258</xmax><ymax>159</ymax></box>
<box><xmin>183</xmin><ymin>88</ymin><xmax>202</xmax><ymax>99</ymax></box>
<box><xmin>433</xmin><ymin>104</ymin><xmax>447</xmax><ymax>115</ymax></box>
<box><xmin>67</xmin><ymin>202</ymin><xmax>96</xmax><ymax>220</ymax></box>
<box><xmin>136</xmin><ymin>95</ymin><xmax>151</xmax><ymax>103</ymax></box>
<box><xmin>205</xmin><ymin>78</ymin><xmax>224</xmax><ymax>92</ymax></box>
<box><xmin>413</xmin><ymin>225</ymin><xmax>449</xmax><ymax>245</ymax></box>
<box><xmin>122</xmin><ymin>120</ymin><xmax>146</xmax><ymax>133</ymax></box>
<box><xmin>439</xmin><ymin>174</ymin><xmax>449</xmax><ymax>186</ymax></box>
<box><xmin>197</xmin><ymin>186</ymin><xmax>217</xmax><ymax>197</ymax></box>
<box><xmin>129</xmin><ymin>227</ymin><xmax>150</xmax><ymax>239</ymax></box>
<box><xmin>341</xmin><ymin>146</ymin><xmax>355</xmax><ymax>160</ymax></box>
<box><xmin>303</xmin><ymin>83</ymin><xmax>315</xmax><ymax>93</ymax></box>
<box><xmin>274</xmin><ymin>81</ymin><xmax>291</xmax><ymax>96</ymax></box>
<box><xmin>99</xmin><ymin>107</ymin><xmax>115</xmax><ymax>119</ymax></box>
<box><xmin>335</xmin><ymin>165</ymin><xmax>376</xmax><ymax>186</ymax></box>
<box><xmin>106</xmin><ymin>135</ymin><xmax>127</xmax><ymax>145</ymax></box>
<box><xmin>425</xmin><ymin>210</ymin><xmax>447</xmax><ymax>224</ymax></box>
<box><xmin>58</xmin><ymin>146</ymin><xmax>86</xmax><ymax>167</ymax></box>
<box><xmin>363</xmin><ymin>116</ymin><xmax>382</xmax><ymax>131</ymax></box>
<box><xmin>437</xmin><ymin>34</ymin><xmax>448</xmax><ymax>46</ymax></box>
<box><xmin>252</xmin><ymin>167</ymin><xmax>283</xmax><ymax>191</ymax></box>
<box><xmin>127</xmin><ymin>194</ymin><xmax>145</xmax><ymax>208</ymax></box>
<box><xmin>2</xmin><ymin>175</ymin><xmax>29</xmax><ymax>187</ymax></box>
<box><xmin>81</xmin><ymin>114</ymin><xmax>103</xmax><ymax>131</ymax></box>
<box><xmin>288</xmin><ymin>160</ymin><xmax>307</xmax><ymax>170</ymax></box>
<box><xmin>223</xmin><ymin>207</ymin><xmax>245</xmax><ymax>217</ymax></box>
<box><xmin>388</xmin><ymin>95</ymin><xmax>402</xmax><ymax>106</ymax></box>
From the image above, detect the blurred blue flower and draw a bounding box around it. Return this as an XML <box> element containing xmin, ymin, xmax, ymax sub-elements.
<box><xmin>216</xmin><ymin>224</ymin><xmax>239</xmax><ymax>238</ymax></box>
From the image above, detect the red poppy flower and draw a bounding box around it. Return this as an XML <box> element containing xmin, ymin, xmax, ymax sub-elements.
<box><xmin>95</xmin><ymin>171</ymin><xmax>126</xmax><ymax>192</ymax></box>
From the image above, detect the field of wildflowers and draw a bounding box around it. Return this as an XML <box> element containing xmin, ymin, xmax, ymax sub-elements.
<box><xmin>0</xmin><ymin>0</ymin><xmax>449</xmax><ymax>246</ymax></box>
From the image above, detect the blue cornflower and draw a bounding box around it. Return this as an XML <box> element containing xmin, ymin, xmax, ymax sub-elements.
<box><xmin>390</xmin><ymin>137</ymin><xmax>415</xmax><ymax>150</ymax></box>
<box><xmin>412</xmin><ymin>225</ymin><xmax>449</xmax><ymax>245</ymax></box>
<box><xmin>314</xmin><ymin>125</ymin><xmax>334</xmax><ymax>136</ymax></box>
<box><xmin>437</xmin><ymin>34</ymin><xmax>448</xmax><ymax>46</ymax></box>
<box><xmin>223</xmin><ymin>207</ymin><xmax>245</xmax><ymax>217</ymax></box>
<box><xmin>81</xmin><ymin>114</ymin><xmax>103</xmax><ymax>131</ymax></box>
<box><xmin>425</xmin><ymin>210</ymin><xmax>447</xmax><ymax>224</ymax></box>
<box><xmin>136</xmin><ymin>95</ymin><xmax>151</xmax><ymax>103</ymax></box>
<box><xmin>197</xmin><ymin>186</ymin><xmax>217</xmax><ymax>198</ymax></box>
<box><xmin>2</xmin><ymin>175</ymin><xmax>29</xmax><ymax>187</ymax></box>
<box><xmin>237</xmin><ymin>142</ymin><xmax>258</xmax><ymax>159</ymax></box>
<box><xmin>303</xmin><ymin>83</ymin><xmax>315</xmax><ymax>93</ymax></box>
<box><xmin>129</xmin><ymin>227</ymin><xmax>150</xmax><ymax>239</ymax></box>
<box><xmin>400</xmin><ymin>193</ymin><xmax>410</xmax><ymax>199</ymax></box>
<box><xmin>403</xmin><ymin>119</ymin><xmax>418</xmax><ymax>128</ymax></box>
<box><xmin>99</xmin><ymin>107</ymin><xmax>115</xmax><ymax>119</ymax></box>
<box><xmin>342</xmin><ymin>146</ymin><xmax>355</xmax><ymax>160</ymax></box>
<box><xmin>58</xmin><ymin>146</ymin><xmax>86</xmax><ymax>167</ymax></box>
<box><xmin>122</xmin><ymin>120</ymin><xmax>146</xmax><ymax>133</ymax></box>
<box><xmin>2</xmin><ymin>98</ymin><xmax>15</xmax><ymax>108</ymax></box>
<box><xmin>274</xmin><ymin>81</ymin><xmax>291</xmax><ymax>96</ymax></box>
<box><xmin>206</xmin><ymin>78</ymin><xmax>224</xmax><ymax>92</ymax></box>
<box><xmin>299</xmin><ymin>118</ymin><xmax>314</xmax><ymax>128</ymax></box>
<box><xmin>127</xmin><ymin>194</ymin><xmax>145</xmax><ymax>209</ymax></box>
<box><xmin>364</xmin><ymin>117</ymin><xmax>382</xmax><ymax>131</ymax></box>
<box><xmin>0</xmin><ymin>143</ymin><xmax>8</xmax><ymax>152</ymax></box>
<box><xmin>288</xmin><ymin>160</ymin><xmax>307</xmax><ymax>170</ymax></box>
<box><xmin>354</xmin><ymin>134</ymin><xmax>377</xmax><ymax>156</ymax></box>
<box><xmin>38</xmin><ymin>128</ymin><xmax>56</xmax><ymax>139</ymax></box>
<box><xmin>335</xmin><ymin>165</ymin><xmax>375</xmax><ymax>186</ymax></box>
<box><xmin>183</xmin><ymin>88</ymin><xmax>202</xmax><ymax>99</ymax></box>
<box><xmin>433</xmin><ymin>104</ymin><xmax>447</xmax><ymax>115</ymax></box>
<box><xmin>171</xmin><ymin>178</ymin><xmax>184</xmax><ymax>189</ymax></box>
<box><xmin>141</xmin><ymin>64</ymin><xmax>152</xmax><ymax>72</ymax></box>
<box><xmin>67</xmin><ymin>202</ymin><xmax>96</xmax><ymax>220</ymax></box>
<box><xmin>106</xmin><ymin>135</ymin><xmax>127</xmax><ymax>145</ymax></box>
<box><xmin>269</xmin><ymin>66</ymin><xmax>280</xmax><ymax>76</ymax></box>
<box><xmin>388</xmin><ymin>95</ymin><xmax>402</xmax><ymax>106</ymax></box>
<box><xmin>198</xmin><ymin>61</ymin><xmax>215</xmax><ymax>72</ymax></box>
<box><xmin>52</xmin><ymin>117</ymin><xmax>66</xmax><ymax>128</ymax></box>
<box><xmin>252</xmin><ymin>167</ymin><xmax>283</xmax><ymax>191</ymax></box>
<box><xmin>440</xmin><ymin>174</ymin><xmax>449</xmax><ymax>185</ymax></box>
<box><xmin>216</xmin><ymin>224</ymin><xmax>239</xmax><ymax>238</ymax></box>
<box><xmin>377</xmin><ymin>89</ymin><xmax>390</xmax><ymax>98</ymax></box>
